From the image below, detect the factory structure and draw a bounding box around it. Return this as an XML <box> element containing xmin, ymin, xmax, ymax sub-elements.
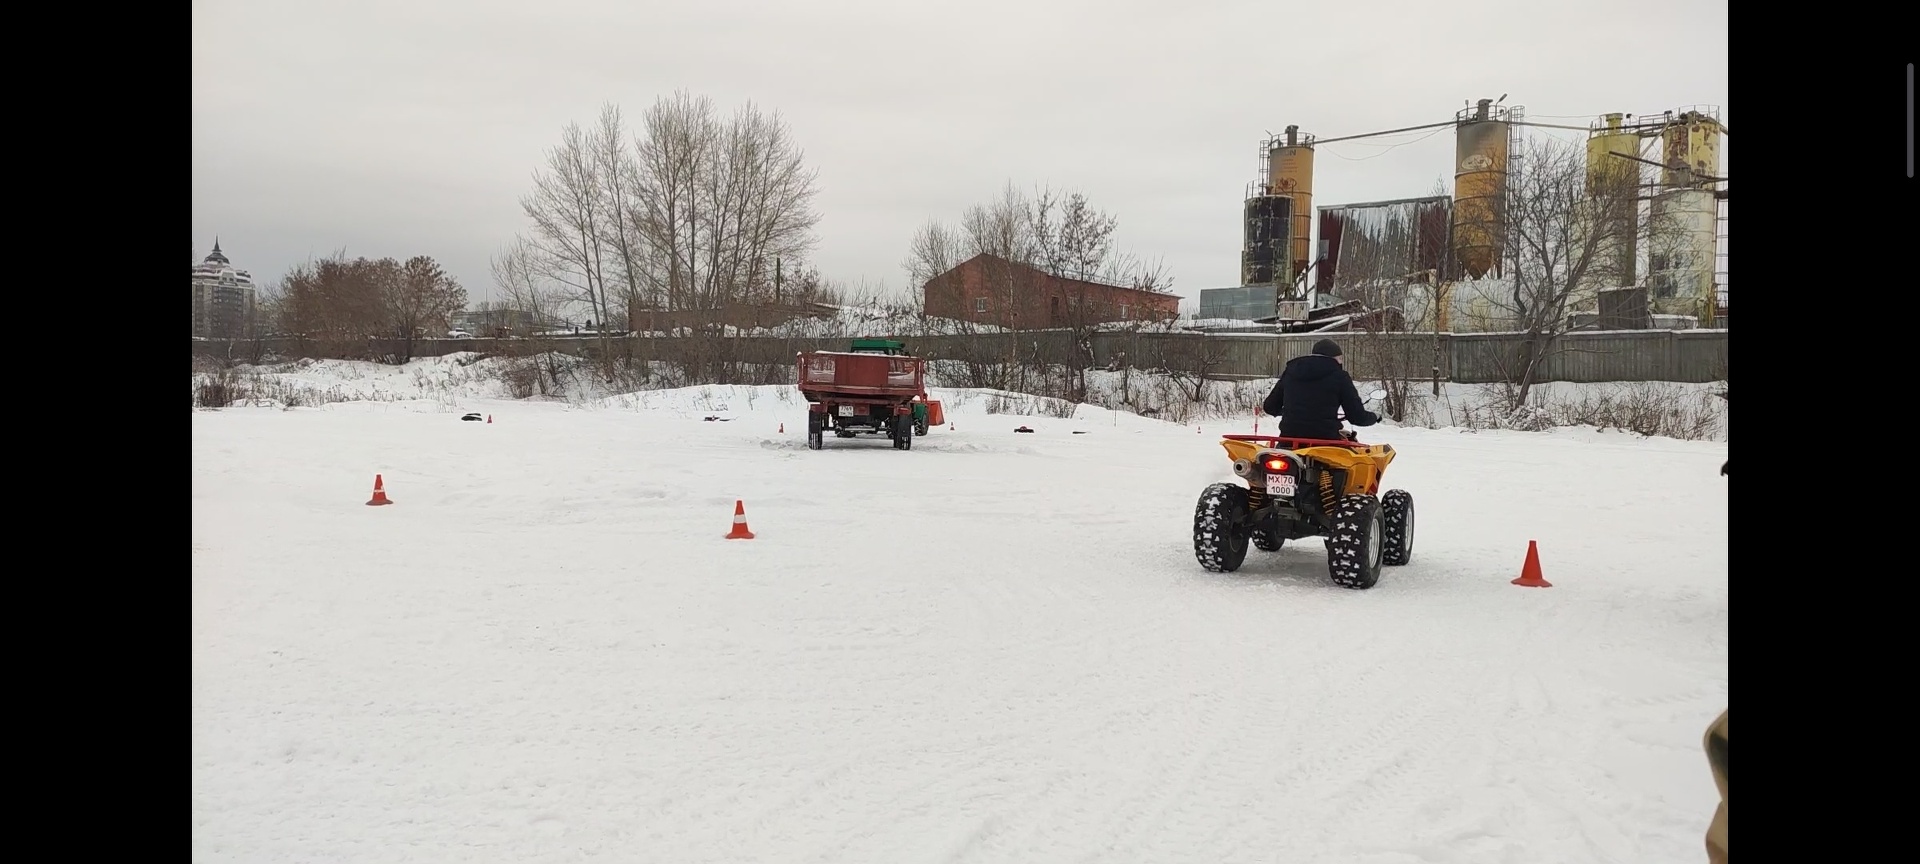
<box><xmin>1197</xmin><ymin>99</ymin><xmax>1727</xmax><ymax>333</ymax></box>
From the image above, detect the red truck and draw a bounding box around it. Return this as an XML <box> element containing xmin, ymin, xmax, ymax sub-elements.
<box><xmin>796</xmin><ymin>339</ymin><xmax>942</xmax><ymax>451</ymax></box>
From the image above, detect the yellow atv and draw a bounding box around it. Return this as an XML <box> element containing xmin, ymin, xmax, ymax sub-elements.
<box><xmin>1192</xmin><ymin>390</ymin><xmax>1413</xmax><ymax>588</ymax></box>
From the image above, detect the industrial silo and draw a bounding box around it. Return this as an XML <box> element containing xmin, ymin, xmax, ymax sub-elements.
<box><xmin>1240</xmin><ymin>193</ymin><xmax>1290</xmax><ymax>287</ymax></box>
<box><xmin>1450</xmin><ymin>99</ymin><xmax>1510</xmax><ymax>279</ymax></box>
<box><xmin>1648</xmin><ymin>108</ymin><xmax>1723</xmax><ymax>324</ymax></box>
<box><xmin>1585</xmin><ymin>112</ymin><xmax>1642</xmax><ymax>286</ymax></box>
<box><xmin>1659</xmin><ymin>108</ymin><xmax>1722</xmax><ymax>190</ymax></box>
<box><xmin>1265</xmin><ymin>126</ymin><xmax>1316</xmax><ymax>284</ymax></box>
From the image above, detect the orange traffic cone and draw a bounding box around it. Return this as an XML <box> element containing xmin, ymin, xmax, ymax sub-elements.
<box><xmin>725</xmin><ymin>500</ymin><xmax>755</xmax><ymax>539</ymax></box>
<box><xmin>779</xmin><ymin>422</ymin><xmax>784</xmax><ymax>433</ymax></box>
<box><xmin>487</xmin><ymin>414</ymin><xmax>492</xmax><ymax>424</ymax></box>
<box><xmin>366</xmin><ymin>474</ymin><xmax>393</xmax><ymax>506</ymax></box>
<box><xmin>1511</xmin><ymin>540</ymin><xmax>1551</xmax><ymax>587</ymax></box>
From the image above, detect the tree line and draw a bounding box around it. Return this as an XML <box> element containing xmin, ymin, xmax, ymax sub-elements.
<box><xmin>494</xmin><ymin>92</ymin><xmax>829</xmax><ymax>339</ymax></box>
<box><xmin>260</xmin><ymin>253</ymin><xmax>467</xmax><ymax>361</ymax></box>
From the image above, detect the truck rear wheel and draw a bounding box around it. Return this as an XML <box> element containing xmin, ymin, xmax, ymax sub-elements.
<box><xmin>892</xmin><ymin>415</ymin><xmax>913</xmax><ymax>450</ymax></box>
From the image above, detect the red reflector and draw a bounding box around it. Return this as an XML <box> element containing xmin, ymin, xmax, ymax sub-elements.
<box><xmin>1263</xmin><ymin>458</ymin><xmax>1289</xmax><ymax>471</ymax></box>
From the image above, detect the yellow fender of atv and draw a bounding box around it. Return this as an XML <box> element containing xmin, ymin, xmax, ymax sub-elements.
<box><xmin>1219</xmin><ymin>438</ymin><xmax>1397</xmax><ymax>496</ymax></box>
<box><xmin>1220</xmin><ymin>438</ymin><xmax>1264</xmax><ymax>464</ymax></box>
<box><xmin>1293</xmin><ymin>444</ymin><xmax>1397</xmax><ymax>496</ymax></box>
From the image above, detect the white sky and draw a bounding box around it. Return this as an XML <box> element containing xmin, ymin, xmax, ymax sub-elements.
<box><xmin>192</xmin><ymin>0</ymin><xmax>1727</xmax><ymax>310</ymax></box>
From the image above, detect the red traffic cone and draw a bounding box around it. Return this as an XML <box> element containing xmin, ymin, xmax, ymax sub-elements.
<box><xmin>725</xmin><ymin>500</ymin><xmax>755</xmax><ymax>539</ymax></box>
<box><xmin>1511</xmin><ymin>540</ymin><xmax>1551</xmax><ymax>587</ymax></box>
<box><xmin>487</xmin><ymin>414</ymin><xmax>492</xmax><ymax>424</ymax></box>
<box><xmin>779</xmin><ymin>422</ymin><xmax>784</xmax><ymax>433</ymax></box>
<box><xmin>366</xmin><ymin>474</ymin><xmax>393</xmax><ymax>506</ymax></box>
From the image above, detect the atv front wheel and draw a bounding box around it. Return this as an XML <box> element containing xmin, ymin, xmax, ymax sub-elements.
<box><xmin>1194</xmin><ymin>483</ymin><xmax>1252</xmax><ymax>572</ymax></box>
<box><xmin>1326</xmin><ymin>494</ymin><xmax>1385</xmax><ymax>589</ymax></box>
<box><xmin>1381</xmin><ymin>489</ymin><xmax>1413</xmax><ymax>566</ymax></box>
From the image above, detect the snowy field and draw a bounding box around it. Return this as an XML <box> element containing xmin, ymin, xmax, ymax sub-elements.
<box><xmin>192</xmin><ymin>383</ymin><xmax>1728</xmax><ymax>863</ymax></box>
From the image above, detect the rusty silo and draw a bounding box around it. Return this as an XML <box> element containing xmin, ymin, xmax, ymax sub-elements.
<box><xmin>1648</xmin><ymin>107</ymin><xmax>1724</xmax><ymax>324</ymax></box>
<box><xmin>1265</xmin><ymin>126</ymin><xmax>1316</xmax><ymax>286</ymax></box>
<box><xmin>1240</xmin><ymin>193</ymin><xmax>1291</xmax><ymax>287</ymax></box>
<box><xmin>1659</xmin><ymin>108</ymin><xmax>1722</xmax><ymax>189</ymax></box>
<box><xmin>1585</xmin><ymin>112</ymin><xmax>1642</xmax><ymax>286</ymax></box>
<box><xmin>1450</xmin><ymin>99</ymin><xmax>1511</xmax><ymax>279</ymax></box>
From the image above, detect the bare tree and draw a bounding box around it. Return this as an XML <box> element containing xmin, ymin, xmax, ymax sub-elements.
<box><xmin>489</xmin><ymin>236</ymin><xmax>563</xmax><ymax>336</ymax></box>
<box><xmin>1474</xmin><ymin>135</ymin><xmax>1665</xmax><ymax>406</ymax></box>
<box><xmin>626</xmin><ymin>91</ymin><xmax>821</xmax><ymax>320</ymax></box>
<box><xmin>590</xmin><ymin>103</ymin><xmax>651</xmax><ymax>327</ymax></box>
<box><xmin>520</xmin><ymin>121</ymin><xmax>616</xmax><ymax>361</ymax></box>
<box><xmin>908</xmin><ymin>181</ymin><xmax>1178</xmax><ymax>396</ymax></box>
<box><xmin>276</xmin><ymin>251</ymin><xmax>465</xmax><ymax>362</ymax></box>
<box><xmin>386</xmin><ymin>256</ymin><xmax>467</xmax><ymax>362</ymax></box>
<box><xmin>1150</xmin><ymin>334</ymin><xmax>1230</xmax><ymax>404</ymax></box>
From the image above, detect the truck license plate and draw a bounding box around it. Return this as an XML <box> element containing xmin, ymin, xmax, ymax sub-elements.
<box><xmin>837</xmin><ymin>404</ymin><xmax>856</xmax><ymax>416</ymax></box>
<box><xmin>1267</xmin><ymin>475</ymin><xmax>1296</xmax><ymax>496</ymax></box>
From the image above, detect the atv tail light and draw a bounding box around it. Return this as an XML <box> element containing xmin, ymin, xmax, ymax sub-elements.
<box><xmin>1263</xmin><ymin>457</ymin><xmax>1291</xmax><ymax>472</ymax></box>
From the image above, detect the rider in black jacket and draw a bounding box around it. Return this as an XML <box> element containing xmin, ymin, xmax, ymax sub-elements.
<box><xmin>1262</xmin><ymin>339</ymin><xmax>1382</xmax><ymax>441</ymax></box>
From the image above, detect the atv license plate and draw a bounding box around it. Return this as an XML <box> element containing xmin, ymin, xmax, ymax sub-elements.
<box><xmin>837</xmin><ymin>404</ymin><xmax>856</xmax><ymax>416</ymax></box>
<box><xmin>1267</xmin><ymin>475</ymin><xmax>1297</xmax><ymax>496</ymax></box>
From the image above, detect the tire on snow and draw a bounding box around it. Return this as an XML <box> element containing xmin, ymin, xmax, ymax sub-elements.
<box><xmin>1251</xmin><ymin>512</ymin><xmax>1285</xmax><ymax>551</ymax></box>
<box><xmin>892</xmin><ymin>416</ymin><xmax>913</xmax><ymax>450</ymax></box>
<box><xmin>1325</xmin><ymin>493</ymin><xmax>1386</xmax><ymax>589</ymax></box>
<box><xmin>1194</xmin><ymin>483</ymin><xmax>1252</xmax><ymax>573</ymax></box>
<box><xmin>1381</xmin><ymin>489</ymin><xmax>1414</xmax><ymax>566</ymax></box>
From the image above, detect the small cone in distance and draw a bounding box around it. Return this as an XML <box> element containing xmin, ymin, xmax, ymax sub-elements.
<box><xmin>725</xmin><ymin>500</ymin><xmax>755</xmax><ymax>540</ymax></box>
<box><xmin>487</xmin><ymin>415</ymin><xmax>492</xmax><ymax>424</ymax></box>
<box><xmin>779</xmin><ymin>422</ymin><xmax>784</xmax><ymax>433</ymax></box>
<box><xmin>1512</xmin><ymin>540</ymin><xmax>1551</xmax><ymax>587</ymax></box>
<box><xmin>366</xmin><ymin>474</ymin><xmax>393</xmax><ymax>506</ymax></box>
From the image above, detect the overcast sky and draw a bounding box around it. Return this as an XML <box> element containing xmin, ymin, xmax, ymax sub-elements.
<box><xmin>192</xmin><ymin>0</ymin><xmax>1727</xmax><ymax>311</ymax></box>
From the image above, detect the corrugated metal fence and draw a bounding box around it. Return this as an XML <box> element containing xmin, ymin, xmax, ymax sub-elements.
<box><xmin>193</xmin><ymin>328</ymin><xmax>1727</xmax><ymax>385</ymax></box>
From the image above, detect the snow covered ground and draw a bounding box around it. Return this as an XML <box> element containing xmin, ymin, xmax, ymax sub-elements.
<box><xmin>193</xmin><ymin>382</ymin><xmax>1728</xmax><ymax>863</ymax></box>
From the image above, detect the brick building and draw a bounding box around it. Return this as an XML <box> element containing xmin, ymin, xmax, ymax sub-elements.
<box><xmin>922</xmin><ymin>254</ymin><xmax>1180</xmax><ymax>329</ymax></box>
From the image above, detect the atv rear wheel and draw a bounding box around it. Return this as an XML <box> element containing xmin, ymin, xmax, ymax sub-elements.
<box><xmin>1194</xmin><ymin>483</ymin><xmax>1252</xmax><ymax>572</ymax></box>
<box><xmin>1326</xmin><ymin>494</ymin><xmax>1386</xmax><ymax>589</ymax></box>
<box><xmin>1251</xmin><ymin>512</ymin><xmax>1285</xmax><ymax>551</ymax></box>
<box><xmin>1381</xmin><ymin>489</ymin><xmax>1413</xmax><ymax>566</ymax></box>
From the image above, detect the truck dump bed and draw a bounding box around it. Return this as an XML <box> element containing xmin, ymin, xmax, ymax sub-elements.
<box><xmin>796</xmin><ymin>350</ymin><xmax>926</xmax><ymax>400</ymax></box>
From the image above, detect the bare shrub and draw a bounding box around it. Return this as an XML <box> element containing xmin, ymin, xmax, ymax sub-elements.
<box><xmin>195</xmin><ymin>367</ymin><xmax>241</xmax><ymax>408</ymax></box>
<box><xmin>1539</xmin><ymin>382</ymin><xmax>1723</xmax><ymax>440</ymax></box>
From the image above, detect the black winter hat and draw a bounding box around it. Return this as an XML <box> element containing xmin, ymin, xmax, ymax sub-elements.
<box><xmin>1311</xmin><ymin>339</ymin><xmax>1343</xmax><ymax>357</ymax></box>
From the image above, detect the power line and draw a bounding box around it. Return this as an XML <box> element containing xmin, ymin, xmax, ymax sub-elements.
<box><xmin>1322</xmin><ymin>126</ymin><xmax>1450</xmax><ymax>160</ymax></box>
<box><xmin>1312</xmin><ymin>121</ymin><xmax>1455</xmax><ymax>144</ymax></box>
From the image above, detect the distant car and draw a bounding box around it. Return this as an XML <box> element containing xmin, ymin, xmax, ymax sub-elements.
<box><xmin>447</xmin><ymin>329</ymin><xmax>472</xmax><ymax>338</ymax></box>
